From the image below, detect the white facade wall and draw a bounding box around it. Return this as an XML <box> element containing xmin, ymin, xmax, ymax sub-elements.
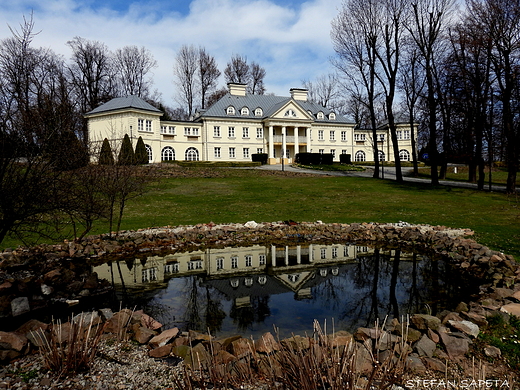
<box><xmin>86</xmin><ymin>97</ymin><xmax>417</xmax><ymax>164</ymax></box>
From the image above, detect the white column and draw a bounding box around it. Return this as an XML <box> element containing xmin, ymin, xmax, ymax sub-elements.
<box><xmin>296</xmin><ymin>245</ymin><xmax>301</xmax><ymax>264</ymax></box>
<box><xmin>268</xmin><ymin>126</ymin><xmax>274</xmax><ymax>158</ymax></box>
<box><xmin>271</xmin><ymin>245</ymin><xmax>276</xmax><ymax>267</ymax></box>
<box><xmin>282</xmin><ymin>126</ymin><xmax>287</xmax><ymax>160</ymax></box>
<box><xmin>285</xmin><ymin>245</ymin><xmax>289</xmax><ymax>266</ymax></box>
<box><xmin>306</xmin><ymin>127</ymin><xmax>311</xmax><ymax>152</ymax></box>
<box><xmin>309</xmin><ymin>244</ymin><xmax>313</xmax><ymax>262</ymax></box>
<box><xmin>294</xmin><ymin>127</ymin><xmax>299</xmax><ymax>158</ymax></box>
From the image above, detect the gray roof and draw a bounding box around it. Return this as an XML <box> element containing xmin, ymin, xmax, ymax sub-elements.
<box><xmin>203</xmin><ymin>93</ymin><xmax>354</xmax><ymax>124</ymax></box>
<box><xmin>85</xmin><ymin>96</ymin><xmax>162</xmax><ymax>116</ymax></box>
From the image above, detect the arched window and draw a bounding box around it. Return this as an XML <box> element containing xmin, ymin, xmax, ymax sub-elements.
<box><xmin>227</xmin><ymin>106</ymin><xmax>235</xmax><ymax>115</ymax></box>
<box><xmin>161</xmin><ymin>146</ymin><xmax>175</xmax><ymax>161</ymax></box>
<box><xmin>317</xmin><ymin>111</ymin><xmax>324</xmax><ymax>119</ymax></box>
<box><xmin>241</xmin><ymin>107</ymin><xmax>249</xmax><ymax>115</ymax></box>
<box><xmin>254</xmin><ymin>108</ymin><xmax>263</xmax><ymax>116</ymax></box>
<box><xmin>399</xmin><ymin>149</ymin><xmax>411</xmax><ymax>161</ymax></box>
<box><xmin>355</xmin><ymin>151</ymin><xmax>366</xmax><ymax>162</ymax></box>
<box><xmin>378</xmin><ymin>151</ymin><xmax>385</xmax><ymax>161</ymax></box>
<box><xmin>185</xmin><ymin>147</ymin><xmax>199</xmax><ymax>161</ymax></box>
<box><xmin>145</xmin><ymin>144</ymin><xmax>152</xmax><ymax>163</ymax></box>
<box><xmin>329</xmin><ymin>112</ymin><xmax>336</xmax><ymax>120</ymax></box>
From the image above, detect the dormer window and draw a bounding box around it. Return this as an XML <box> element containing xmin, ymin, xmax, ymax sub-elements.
<box><xmin>329</xmin><ymin>112</ymin><xmax>336</xmax><ymax>120</ymax></box>
<box><xmin>241</xmin><ymin>107</ymin><xmax>249</xmax><ymax>116</ymax></box>
<box><xmin>255</xmin><ymin>108</ymin><xmax>263</xmax><ymax>116</ymax></box>
<box><xmin>227</xmin><ymin>106</ymin><xmax>236</xmax><ymax>115</ymax></box>
<box><xmin>317</xmin><ymin>112</ymin><xmax>324</xmax><ymax>120</ymax></box>
<box><xmin>284</xmin><ymin>109</ymin><xmax>297</xmax><ymax>117</ymax></box>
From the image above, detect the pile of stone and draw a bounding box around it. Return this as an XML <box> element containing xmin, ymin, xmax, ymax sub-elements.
<box><xmin>0</xmin><ymin>300</ymin><xmax>515</xmax><ymax>384</ymax></box>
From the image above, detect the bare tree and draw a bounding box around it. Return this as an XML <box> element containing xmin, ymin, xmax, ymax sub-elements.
<box><xmin>250</xmin><ymin>62</ymin><xmax>266</xmax><ymax>94</ymax></box>
<box><xmin>114</xmin><ymin>45</ymin><xmax>157</xmax><ymax>98</ymax></box>
<box><xmin>373</xmin><ymin>0</ymin><xmax>410</xmax><ymax>182</ymax></box>
<box><xmin>466</xmin><ymin>0</ymin><xmax>520</xmax><ymax>193</ymax></box>
<box><xmin>224</xmin><ymin>54</ymin><xmax>251</xmax><ymax>85</ymax></box>
<box><xmin>0</xmin><ymin>16</ymin><xmax>79</xmax><ymax>245</ymax></box>
<box><xmin>407</xmin><ymin>0</ymin><xmax>456</xmax><ymax>185</ymax></box>
<box><xmin>206</xmin><ymin>87</ymin><xmax>228</xmax><ymax>108</ymax></box>
<box><xmin>198</xmin><ymin>47</ymin><xmax>220</xmax><ymax>109</ymax></box>
<box><xmin>302</xmin><ymin>73</ymin><xmax>341</xmax><ymax>109</ymax></box>
<box><xmin>398</xmin><ymin>45</ymin><xmax>425</xmax><ymax>176</ymax></box>
<box><xmin>332</xmin><ymin>0</ymin><xmax>383</xmax><ymax>178</ymax></box>
<box><xmin>173</xmin><ymin>44</ymin><xmax>199</xmax><ymax>117</ymax></box>
<box><xmin>67</xmin><ymin>36</ymin><xmax>115</xmax><ymax>113</ymax></box>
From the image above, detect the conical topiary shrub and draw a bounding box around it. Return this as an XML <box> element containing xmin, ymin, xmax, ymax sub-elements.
<box><xmin>134</xmin><ymin>136</ymin><xmax>149</xmax><ymax>164</ymax></box>
<box><xmin>99</xmin><ymin>138</ymin><xmax>114</xmax><ymax>165</ymax></box>
<box><xmin>118</xmin><ymin>134</ymin><xmax>135</xmax><ymax>165</ymax></box>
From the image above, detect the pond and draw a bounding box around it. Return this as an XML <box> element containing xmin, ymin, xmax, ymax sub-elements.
<box><xmin>94</xmin><ymin>243</ymin><xmax>478</xmax><ymax>338</ymax></box>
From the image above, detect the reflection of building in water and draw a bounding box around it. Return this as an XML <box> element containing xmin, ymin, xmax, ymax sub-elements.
<box><xmin>93</xmin><ymin>244</ymin><xmax>372</xmax><ymax>291</ymax></box>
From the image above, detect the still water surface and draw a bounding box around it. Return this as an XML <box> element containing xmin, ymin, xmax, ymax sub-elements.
<box><xmin>94</xmin><ymin>243</ymin><xmax>476</xmax><ymax>338</ymax></box>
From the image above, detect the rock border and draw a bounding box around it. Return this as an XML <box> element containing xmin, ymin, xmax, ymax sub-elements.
<box><xmin>1</xmin><ymin>221</ymin><xmax>520</xmax><ymax>381</ymax></box>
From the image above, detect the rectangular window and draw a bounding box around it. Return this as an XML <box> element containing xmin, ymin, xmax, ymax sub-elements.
<box><xmin>331</xmin><ymin>149</ymin><xmax>336</xmax><ymax>157</ymax></box>
<box><xmin>318</xmin><ymin>130</ymin><xmax>324</xmax><ymax>140</ymax></box>
<box><xmin>214</xmin><ymin>126</ymin><xmax>221</xmax><ymax>137</ymax></box>
<box><xmin>343</xmin><ymin>246</ymin><xmax>349</xmax><ymax>257</ymax></box>
<box><xmin>214</xmin><ymin>147</ymin><xmax>221</xmax><ymax>158</ymax></box>
<box><xmin>242</xmin><ymin>127</ymin><xmax>249</xmax><ymax>138</ymax></box>
<box><xmin>243</xmin><ymin>148</ymin><xmax>250</xmax><ymax>159</ymax></box>
<box><xmin>354</xmin><ymin>133</ymin><xmax>366</xmax><ymax>141</ymax></box>
<box><xmin>164</xmin><ymin>263</ymin><xmax>179</xmax><ymax>274</ymax></box>
<box><xmin>231</xmin><ymin>256</ymin><xmax>238</xmax><ymax>269</ymax></box>
<box><xmin>319</xmin><ymin>149</ymin><xmax>324</xmax><ymax>154</ymax></box>
<box><xmin>216</xmin><ymin>257</ymin><xmax>224</xmax><ymax>270</ymax></box>
<box><xmin>330</xmin><ymin>130</ymin><xmax>335</xmax><ymax>141</ymax></box>
<box><xmin>245</xmin><ymin>255</ymin><xmax>252</xmax><ymax>267</ymax></box>
<box><xmin>332</xmin><ymin>247</ymin><xmax>338</xmax><ymax>258</ymax></box>
<box><xmin>145</xmin><ymin>120</ymin><xmax>152</xmax><ymax>132</ymax></box>
<box><xmin>378</xmin><ymin>134</ymin><xmax>385</xmax><ymax>142</ymax></box>
<box><xmin>138</xmin><ymin>119</ymin><xmax>144</xmax><ymax>131</ymax></box>
<box><xmin>162</xmin><ymin>126</ymin><xmax>175</xmax><ymax>135</ymax></box>
<box><xmin>256</xmin><ymin>128</ymin><xmax>263</xmax><ymax>138</ymax></box>
<box><xmin>229</xmin><ymin>147</ymin><xmax>236</xmax><ymax>158</ymax></box>
<box><xmin>341</xmin><ymin>131</ymin><xmax>347</xmax><ymax>141</ymax></box>
<box><xmin>320</xmin><ymin>248</ymin><xmax>327</xmax><ymax>259</ymax></box>
<box><xmin>228</xmin><ymin>126</ymin><xmax>235</xmax><ymax>138</ymax></box>
<box><xmin>403</xmin><ymin>130</ymin><xmax>410</xmax><ymax>140</ymax></box>
<box><xmin>397</xmin><ymin>131</ymin><xmax>402</xmax><ymax>140</ymax></box>
<box><xmin>259</xmin><ymin>254</ymin><xmax>266</xmax><ymax>265</ymax></box>
<box><xmin>257</xmin><ymin>148</ymin><xmax>263</xmax><ymax>154</ymax></box>
<box><xmin>342</xmin><ymin>149</ymin><xmax>347</xmax><ymax>154</ymax></box>
<box><xmin>184</xmin><ymin>127</ymin><xmax>199</xmax><ymax>136</ymax></box>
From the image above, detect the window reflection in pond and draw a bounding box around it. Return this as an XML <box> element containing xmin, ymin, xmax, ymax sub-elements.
<box><xmin>94</xmin><ymin>243</ymin><xmax>477</xmax><ymax>338</ymax></box>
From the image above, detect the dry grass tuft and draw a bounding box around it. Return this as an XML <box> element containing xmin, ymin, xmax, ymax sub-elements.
<box><xmin>32</xmin><ymin>312</ymin><xmax>107</xmax><ymax>377</ymax></box>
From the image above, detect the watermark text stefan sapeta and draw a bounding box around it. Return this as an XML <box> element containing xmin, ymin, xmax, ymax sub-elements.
<box><xmin>405</xmin><ymin>379</ymin><xmax>512</xmax><ymax>389</ymax></box>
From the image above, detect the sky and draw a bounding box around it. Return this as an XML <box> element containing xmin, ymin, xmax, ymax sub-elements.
<box><xmin>0</xmin><ymin>0</ymin><xmax>344</xmax><ymax>109</ymax></box>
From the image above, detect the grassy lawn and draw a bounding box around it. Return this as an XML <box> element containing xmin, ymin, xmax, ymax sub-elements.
<box><xmin>2</xmin><ymin>166</ymin><xmax>519</xmax><ymax>259</ymax></box>
<box><xmin>416</xmin><ymin>166</ymin><xmax>510</xmax><ymax>186</ymax></box>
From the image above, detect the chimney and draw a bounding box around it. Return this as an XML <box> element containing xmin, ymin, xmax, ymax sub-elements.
<box><xmin>228</xmin><ymin>83</ymin><xmax>247</xmax><ymax>97</ymax></box>
<box><xmin>290</xmin><ymin>88</ymin><xmax>308</xmax><ymax>102</ymax></box>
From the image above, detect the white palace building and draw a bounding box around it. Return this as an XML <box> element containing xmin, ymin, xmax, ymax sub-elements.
<box><xmin>85</xmin><ymin>83</ymin><xmax>416</xmax><ymax>164</ymax></box>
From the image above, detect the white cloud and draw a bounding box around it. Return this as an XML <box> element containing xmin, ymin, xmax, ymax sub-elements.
<box><xmin>0</xmin><ymin>0</ymin><xmax>343</xmax><ymax>107</ymax></box>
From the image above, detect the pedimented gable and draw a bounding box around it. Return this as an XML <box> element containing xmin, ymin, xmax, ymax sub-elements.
<box><xmin>271</xmin><ymin>100</ymin><xmax>314</xmax><ymax>121</ymax></box>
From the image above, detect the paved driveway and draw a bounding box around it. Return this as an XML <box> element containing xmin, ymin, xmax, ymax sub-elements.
<box><xmin>254</xmin><ymin>164</ymin><xmax>511</xmax><ymax>192</ymax></box>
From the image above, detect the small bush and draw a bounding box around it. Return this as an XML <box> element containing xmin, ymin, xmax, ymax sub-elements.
<box><xmin>118</xmin><ymin>134</ymin><xmax>135</xmax><ymax>165</ymax></box>
<box><xmin>134</xmin><ymin>136</ymin><xmax>149</xmax><ymax>165</ymax></box>
<box><xmin>99</xmin><ymin>138</ymin><xmax>114</xmax><ymax>165</ymax></box>
<box><xmin>252</xmin><ymin>153</ymin><xmax>268</xmax><ymax>164</ymax></box>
